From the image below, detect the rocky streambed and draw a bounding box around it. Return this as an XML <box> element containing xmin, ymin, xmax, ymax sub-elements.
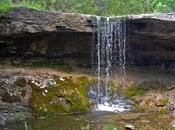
<box><xmin>0</xmin><ymin>67</ymin><xmax>174</xmax><ymax>130</ymax></box>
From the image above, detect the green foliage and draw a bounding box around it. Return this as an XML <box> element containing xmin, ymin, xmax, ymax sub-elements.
<box><xmin>0</xmin><ymin>0</ymin><xmax>174</xmax><ymax>15</ymax></box>
<box><xmin>13</xmin><ymin>0</ymin><xmax>46</xmax><ymax>11</ymax></box>
<box><xmin>149</xmin><ymin>0</ymin><xmax>175</xmax><ymax>12</ymax></box>
<box><xmin>0</xmin><ymin>0</ymin><xmax>12</xmax><ymax>13</ymax></box>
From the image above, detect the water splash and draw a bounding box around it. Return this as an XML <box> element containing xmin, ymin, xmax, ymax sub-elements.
<box><xmin>90</xmin><ymin>16</ymin><xmax>130</xmax><ymax>112</ymax></box>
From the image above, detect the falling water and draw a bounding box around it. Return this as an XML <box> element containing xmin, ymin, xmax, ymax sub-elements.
<box><xmin>96</xmin><ymin>16</ymin><xmax>101</xmax><ymax>103</ymax></box>
<box><xmin>89</xmin><ymin>16</ymin><xmax>132</xmax><ymax>112</ymax></box>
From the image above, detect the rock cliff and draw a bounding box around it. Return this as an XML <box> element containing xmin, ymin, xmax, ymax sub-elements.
<box><xmin>0</xmin><ymin>7</ymin><xmax>175</xmax><ymax>71</ymax></box>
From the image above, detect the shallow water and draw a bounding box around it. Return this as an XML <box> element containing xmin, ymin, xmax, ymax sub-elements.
<box><xmin>1</xmin><ymin>112</ymin><xmax>174</xmax><ymax>130</ymax></box>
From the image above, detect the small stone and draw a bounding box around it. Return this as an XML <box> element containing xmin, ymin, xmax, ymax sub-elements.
<box><xmin>169</xmin><ymin>104</ymin><xmax>175</xmax><ymax>111</ymax></box>
<box><xmin>42</xmin><ymin>92</ymin><xmax>46</xmax><ymax>96</ymax></box>
<box><xmin>31</xmin><ymin>80</ymin><xmax>40</xmax><ymax>87</ymax></box>
<box><xmin>125</xmin><ymin>124</ymin><xmax>134</xmax><ymax>130</ymax></box>
<box><xmin>172</xmin><ymin>124</ymin><xmax>175</xmax><ymax>128</ymax></box>
<box><xmin>40</xmin><ymin>85</ymin><xmax>47</xmax><ymax>89</ymax></box>
<box><xmin>60</xmin><ymin>77</ymin><xmax>65</xmax><ymax>81</ymax></box>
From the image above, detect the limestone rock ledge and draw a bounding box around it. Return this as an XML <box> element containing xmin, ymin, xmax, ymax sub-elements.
<box><xmin>0</xmin><ymin>7</ymin><xmax>93</xmax><ymax>36</ymax></box>
<box><xmin>0</xmin><ymin>7</ymin><xmax>175</xmax><ymax>71</ymax></box>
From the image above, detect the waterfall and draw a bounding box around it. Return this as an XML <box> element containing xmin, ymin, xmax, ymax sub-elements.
<box><xmin>89</xmin><ymin>16</ymin><xmax>132</xmax><ymax>112</ymax></box>
<box><xmin>96</xmin><ymin>17</ymin><xmax>126</xmax><ymax>81</ymax></box>
<box><xmin>96</xmin><ymin>16</ymin><xmax>101</xmax><ymax>103</ymax></box>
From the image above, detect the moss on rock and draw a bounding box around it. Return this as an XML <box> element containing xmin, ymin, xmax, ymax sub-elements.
<box><xmin>156</xmin><ymin>98</ymin><xmax>169</xmax><ymax>107</ymax></box>
<box><xmin>159</xmin><ymin>107</ymin><xmax>169</xmax><ymax>114</ymax></box>
<box><xmin>121</xmin><ymin>80</ymin><xmax>172</xmax><ymax>113</ymax></box>
<box><xmin>123</xmin><ymin>83</ymin><xmax>146</xmax><ymax>99</ymax></box>
<box><xmin>29</xmin><ymin>75</ymin><xmax>91</xmax><ymax>116</ymax></box>
<box><xmin>122</xmin><ymin>80</ymin><xmax>168</xmax><ymax>99</ymax></box>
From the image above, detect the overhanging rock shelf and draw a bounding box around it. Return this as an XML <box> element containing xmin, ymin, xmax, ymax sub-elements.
<box><xmin>0</xmin><ymin>7</ymin><xmax>175</xmax><ymax>71</ymax></box>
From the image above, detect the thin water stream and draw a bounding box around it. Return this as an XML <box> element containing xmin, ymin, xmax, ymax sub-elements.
<box><xmin>91</xmin><ymin>16</ymin><xmax>129</xmax><ymax>112</ymax></box>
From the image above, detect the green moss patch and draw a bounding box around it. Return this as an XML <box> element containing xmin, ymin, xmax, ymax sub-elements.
<box><xmin>29</xmin><ymin>75</ymin><xmax>91</xmax><ymax>116</ymax></box>
<box><xmin>123</xmin><ymin>83</ymin><xmax>146</xmax><ymax>99</ymax></box>
<box><xmin>159</xmin><ymin>108</ymin><xmax>168</xmax><ymax>114</ymax></box>
<box><xmin>123</xmin><ymin>80</ymin><xmax>169</xmax><ymax>99</ymax></box>
<box><xmin>156</xmin><ymin>98</ymin><xmax>169</xmax><ymax>107</ymax></box>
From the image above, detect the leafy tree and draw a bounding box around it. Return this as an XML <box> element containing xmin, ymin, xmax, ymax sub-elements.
<box><xmin>0</xmin><ymin>0</ymin><xmax>12</xmax><ymax>12</ymax></box>
<box><xmin>0</xmin><ymin>0</ymin><xmax>174</xmax><ymax>15</ymax></box>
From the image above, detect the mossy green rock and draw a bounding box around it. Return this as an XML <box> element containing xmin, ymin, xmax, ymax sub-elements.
<box><xmin>29</xmin><ymin>75</ymin><xmax>90</xmax><ymax>116</ymax></box>
<box><xmin>156</xmin><ymin>98</ymin><xmax>169</xmax><ymax>107</ymax></box>
<box><xmin>123</xmin><ymin>83</ymin><xmax>146</xmax><ymax>99</ymax></box>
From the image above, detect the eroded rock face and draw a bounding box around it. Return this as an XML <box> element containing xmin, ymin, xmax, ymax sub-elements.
<box><xmin>0</xmin><ymin>8</ymin><xmax>175</xmax><ymax>71</ymax></box>
<box><xmin>0</xmin><ymin>7</ymin><xmax>93</xmax><ymax>36</ymax></box>
<box><xmin>127</xmin><ymin>17</ymin><xmax>175</xmax><ymax>71</ymax></box>
<box><xmin>0</xmin><ymin>76</ymin><xmax>33</xmax><ymax>125</ymax></box>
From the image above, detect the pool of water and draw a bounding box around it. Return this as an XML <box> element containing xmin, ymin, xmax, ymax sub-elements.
<box><xmin>1</xmin><ymin>112</ymin><xmax>174</xmax><ymax>130</ymax></box>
